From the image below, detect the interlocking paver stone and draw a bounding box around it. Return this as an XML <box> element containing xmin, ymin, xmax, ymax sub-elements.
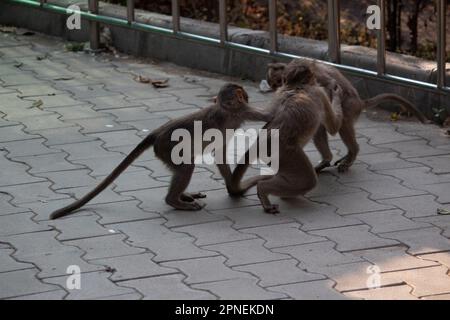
<box><xmin>1</xmin><ymin>31</ymin><xmax>450</xmax><ymax>299</ymax></box>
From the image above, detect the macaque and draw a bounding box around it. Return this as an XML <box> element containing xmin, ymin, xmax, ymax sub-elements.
<box><xmin>266</xmin><ymin>59</ymin><xmax>427</xmax><ymax>172</ymax></box>
<box><xmin>230</xmin><ymin>62</ymin><xmax>343</xmax><ymax>214</ymax></box>
<box><xmin>50</xmin><ymin>83</ymin><xmax>271</xmax><ymax>219</ymax></box>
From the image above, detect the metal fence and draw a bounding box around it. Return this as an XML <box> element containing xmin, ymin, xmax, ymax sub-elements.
<box><xmin>7</xmin><ymin>0</ymin><xmax>450</xmax><ymax>93</ymax></box>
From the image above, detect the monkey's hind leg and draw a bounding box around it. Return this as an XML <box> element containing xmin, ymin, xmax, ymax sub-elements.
<box><xmin>165</xmin><ymin>165</ymin><xmax>205</xmax><ymax>211</ymax></box>
<box><xmin>180</xmin><ymin>192</ymin><xmax>207</xmax><ymax>202</ymax></box>
<box><xmin>335</xmin><ymin>122</ymin><xmax>359</xmax><ymax>173</ymax></box>
<box><xmin>313</xmin><ymin>126</ymin><xmax>333</xmax><ymax>173</ymax></box>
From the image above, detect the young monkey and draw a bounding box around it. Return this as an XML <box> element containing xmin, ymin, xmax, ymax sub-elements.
<box><xmin>230</xmin><ymin>62</ymin><xmax>343</xmax><ymax>214</ymax></box>
<box><xmin>50</xmin><ymin>83</ymin><xmax>272</xmax><ymax>219</ymax></box>
<box><xmin>266</xmin><ymin>59</ymin><xmax>427</xmax><ymax>172</ymax></box>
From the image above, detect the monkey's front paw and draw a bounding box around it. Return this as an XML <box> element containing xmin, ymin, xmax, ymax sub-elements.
<box><xmin>264</xmin><ymin>204</ymin><xmax>280</xmax><ymax>214</ymax></box>
<box><xmin>315</xmin><ymin>160</ymin><xmax>331</xmax><ymax>174</ymax></box>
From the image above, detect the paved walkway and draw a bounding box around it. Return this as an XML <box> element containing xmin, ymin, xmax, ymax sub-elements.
<box><xmin>1</xmin><ymin>30</ymin><xmax>450</xmax><ymax>300</ymax></box>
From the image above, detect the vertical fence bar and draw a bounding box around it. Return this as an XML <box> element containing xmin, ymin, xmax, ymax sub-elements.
<box><xmin>327</xmin><ymin>0</ymin><xmax>341</xmax><ymax>63</ymax></box>
<box><xmin>88</xmin><ymin>0</ymin><xmax>100</xmax><ymax>50</ymax></box>
<box><xmin>172</xmin><ymin>0</ymin><xmax>180</xmax><ymax>33</ymax></box>
<box><xmin>127</xmin><ymin>0</ymin><xmax>135</xmax><ymax>25</ymax></box>
<box><xmin>437</xmin><ymin>0</ymin><xmax>447</xmax><ymax>88</ymax></box>
<box><xmin>219</xmin><ymin>0</ymin><xmax>228</xmax><ymax>44</ymax></box>
<box><xmin>377</xmin><ymin>0</ymin><xmax>386</xmax><ymax>76</ymax></box>
<box><xmin>269</xmin><ymin>0</ymin><xmax>278</xmax><ymax>53</ymax></box>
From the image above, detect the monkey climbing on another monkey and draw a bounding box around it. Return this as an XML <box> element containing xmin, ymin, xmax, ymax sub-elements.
<box><xmin>266</xmin><ymin>59</ymin><xmax>427</xmax><ymax>173</ymax></box>
<box><xmin>49</xmin><ymin>83</ymin><xmax>272</xmax><ymax>219</ymax></box>
<box><xmin>230</xmin><ymin>62</ymin><xmax>344</xmax><ymax>214</ymax></box>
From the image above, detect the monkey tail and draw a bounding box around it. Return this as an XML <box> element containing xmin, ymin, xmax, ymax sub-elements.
<box><xmin>49</xmin><ymin>133</ymin><xmax>156</xmax><ymax>220</ymax></box>
<box><xmin>364</xmin><ymin>94</ymin><xmax>427</xmax><ymax>123</ymax></box>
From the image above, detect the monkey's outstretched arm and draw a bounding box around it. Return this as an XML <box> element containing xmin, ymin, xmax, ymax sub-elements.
<box><xmin>49</xmin><ymin>133</ymin><xmax>156</xmax><ymax>220</ymax></box>
<box><xmin>241</xmin><ymin>108</ymin><xmax>273</xmax><ymax>122</ymax></box>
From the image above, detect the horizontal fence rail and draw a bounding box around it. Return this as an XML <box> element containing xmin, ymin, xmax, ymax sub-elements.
<box><xmin>6</xmin><ymin>0</ymin><xmax>449</xmax><ymax>93</ymax></box>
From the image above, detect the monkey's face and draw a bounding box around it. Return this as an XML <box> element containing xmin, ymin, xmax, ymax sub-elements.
<box><xmin>217</xmin><ymin>83</ymin><xmax>249</xmax><ymax>110</ymax></box>
<box><xmin>267</xmin><ymin>63</ymin><xmax>286</xmax><ymax>90</ymax></box>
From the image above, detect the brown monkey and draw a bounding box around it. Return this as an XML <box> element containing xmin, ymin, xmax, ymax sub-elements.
<box><xmin>266</xmin><ymin>59</ymin><xmax>427</xmax><ymax>172</ymax></box>
<box><xmin>230</xmin><ymin>63</ymin><xmax>343</xmax><ymax>214</ymax></box>
<box><xmin>49</xmin><ymin>83</ymin><xmax>271</xmax><ymax>219</ymax></box>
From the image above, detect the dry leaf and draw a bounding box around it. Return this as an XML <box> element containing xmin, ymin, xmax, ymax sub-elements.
<box><xmin>437</xmin><ymin>208</ymin><xmax>450</xmax><ymax>215</ymax></box>
<box><xmin>28</xmin><ymin>99</ymin><xmax>43</xmax><ymax>110</ymax></box>
<box><xmin>134</xmin><ymin>75</ymin><xmax>151</xmax><ymax>84</ymax></box>
<box><xmin>151</xmin><ymin>79</ymin><xmax>169</xmax><ymax>88</ymax></box>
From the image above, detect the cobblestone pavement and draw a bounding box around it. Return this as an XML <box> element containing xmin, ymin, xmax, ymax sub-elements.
<box><xmin>1</xmin><ymin>30</ymin><xmax>450</xmax><ymax>300</ymax></box>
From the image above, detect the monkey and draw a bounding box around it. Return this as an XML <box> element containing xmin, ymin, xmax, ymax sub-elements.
<box><xmin>49</xmin><ymin>83</ymin><xmax>272</xmax><ymax>219</ymax></box>
<box><xmin>266</xmin><ymin>59</ymin><xmax>427</xmax><ymax>173</ymax></box>
<box><xmin>229</xmin><ymin>62</ymin><xmax>344</xmax><ymax>214</ymax></box>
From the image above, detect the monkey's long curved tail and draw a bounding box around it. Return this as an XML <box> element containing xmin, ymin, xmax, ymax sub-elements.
<box><xmin>49</xmin><ymin>134</ymin><xmax>156</xmax><ymax>220</ymax></box>
<box><xmin>364</xmin><ymin>94</ymin><xmax>427</xmax><ymax>123</ymax></box>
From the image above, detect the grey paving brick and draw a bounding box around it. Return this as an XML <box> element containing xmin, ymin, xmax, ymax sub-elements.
<box><xmin>350</xmin><ymin>246</ymin><xmax>438</xmax><ymax>272</ymax></box>
<box><xmin>93</xmin><ymin>253</ymin><xmax>176</xmax><ymax>282</ymax></box>
<box><xmin>277</xmin><ymin>198</ymin><xmax>362</xmax><ymax>231</ymax></box>
<box><xmin>1</xmin><ymin>181</ymin><xmax>70</xmax><ymax>204</ymax></box>
<box><xmin>380</xmin><ymin>139</ymin><xmax>450</xmax><ymax>158</ymax></box>
<box><xmin>89</xmin><ymin>130</ymin><xmax>142</xmax><ymax>149</ymax></box>
<box><xmin>0</xmin><ymin>193</ymin><xmax>36</xmax><ymax>216</ymax></box>
<box><xmin>234</xmin><ymin>259</ymin><xmax>325</xmax><ymax>287</ymax></box>
<box><xmin>65</xmin><ymin>234</ymin><xmax>145</xmax><ymax>260</ymax></box>
<box><xmin>45</xmin><ymin>271</ymin><xmax>135</xmax><ymax>300</ymax></box>
<box><xmin>31</xmin><ymin>126</ymin><xmax>96</xmax><ymax>146</ymax></box>
<box><xmin>17</xmin><ymin>198</ymin><xmax>89</xmax><ymax>221</ymax></box>
<box><xmin>125</xmin><ymin>118</ymin><xmax>172</xmax><ymax>135</ymax></box>
<box><xmin>50</xmin><ymin>105</ymin><xmax>104</xmax><ymax>121</ymax></box>
<box><xmin>414</xmin><ymin>215</ymin><xmax>450</xmax><ymax>238</ymax></box>
<box><xmin>109</xmin><ymin>219</ymin><xmax>216</xmax><ymax>262</ymax></box>
<box><xmin>93</xmin><ymin>200</ymin><xmax>160</xmax><ymax>225</ymax></box>
<box><xmin>240</xmin><ymin>223</ymin><xmax>326</xmax><ymax>248</ymax></box>
<box><xmin>310</xmin><ymin>225</ymin><xmax>399</xmax><ymax>252</ymax></box>
<box><xmin>76</xmin><ymin>155</ymin><xmax>145</xmax><ymax>177</ymax></box>
<box><xmin>69</xmin><ymin>117</ymin><xmax>133</xmax><ymax>134</ymax></box>
<box><xmin>8</xmin><ymin>290</ymin><xmax>67</xmax><ymax>300</ymax></box>
<box><xmin>0</xmin><ymin>73</ymin><xmax>43</xmax><ymax>86</ymax></box>
<box><xmin>345</xmin><ymin>177</ymin><xmax>426</xmax><ymax>200</ymax></box>
<box><xmin>381</xmin><ymin>227</ymin><xmax>450</xmax><ymax>255</ymax></box>
<box><xmin>56</xmin><ymin>185</ymin><xmax>133</xmax><ymax>206</ymax></box>
<box><xmin>416</xmin><ymin>182</ymin><xmax>450</xmax><ymax>204</ymax></box>
<box><xmin>1</xmin><ymin>231</ymin><xmax>103</xmax><ymax>278</ymax></box>
<box><xmin>203</xmin><ymin>239</ymin><xmax>289</xmax><ymax>267</ymax></box>
<box><xmin>311</xmin><ymin>191</ymin><xmax>395</xmax><ymax>215</ymax></box>
<box><xmin>121</xmin><ymin>274</ymin><xmax>216</xmax><ymax>300</ymax></box>
<box><xmin>352</xmin><ymin>209</ymin><xmax>430</xmax><ymax>233</ymax></box>
<box><xmin>0</xmin><ymin>139</ymin><xmax>59</xmax><ymax>158</ymax></box>
<box><xmin>358</xmin><ymin>152</ymin><xmax>422</xmax><ymax>171</ymax></box>
<box><xmin>15</xmin><ymin>83</ymin><xmax>65</xmax><ymax>97</ymax></box>
<box><xmin>269</xmin><ymin>280</ymin><xmax>347</xmax><ymax>300</ymax></box>
<box><xmin>308</xmin><ymin>174</ymin><xmax>361</xmax><ymax>198</ymax></box>
<box><xmin>107</xmin><ymin>170</ymin><xmax>168</xmax><ymax>192</ymax></box>
<box><xmin>36</xmin><ymin>169</ymin><xmax>97</xmax><ymax>190</ymax></box>
<box><xmin>104</xmin><ymin>106</ymin><xmax>160</xmax><ymax>122</ymax></box>
<box><xmin>344</xmin><ymin>285</ymin><xmax>417</xmax><ymax>300</ymax></box>
<box><xmin>121</xmin><ymin>187</ymin><xmax>183</xmax><ymax>213</ymax></box>
<box><xmin>358</xmin><ymin>125</ymin><xmax>419</xmax><ymax>145</ymax></box>
<box><xmin>0</xmin><ymin>153</ymin><xmax>44</xmax><ymax>186</ymax></box>
<box><xmin>212</xmin><ymin>206</ymin><xmax>294</xmax><ymax>229</ymax></box>
<box><xmin>29</xmin><ymin>94</ymin><xmax>84</xmax><ymax>108</ymax></box>
<box><xmin>16</xmin><ymin>152</ymin><xmax>84</xmax><ymax>175</ymax></box>
<box><xmin>86</xmin><ymin>95</ymin><xmax>142</xmax><ymax>110</ymax></box>
<box><xmin>409</xmin><ymin>155</ymin><xmax>450</xmax><ymax>174</ymax></box>
<box><xmin>162</xmin><ymin>256</ymin><xmax>255</xmax><ymax>284</ymax></box>
<box><xmin>0</xmin><ymin>125</ymin><xmax>40</xmax><ymax>143</ymax></box>
<box><xmin>378</xmin><ymin>166</ymin><xmax>450</xmax><ymax>188</ymax></box>
<box><xmin>0</xmin><ymin>248</ymin><xmax>33</xmax><ymax>273</ymax></box>
<box><xmin>274</xmin><ymin>241</ymin><xmax>363</xmax><ymax>268</ymax></box>
<box><xmin>379</xmin><ymin>195</ymin><xmax>444</xmax><ymax>218</ymax></box>
<box><xmin>418</xmin><ymin>252</ymin><xmax>450</xmax><ymax>269</ymax></box>
<box><xmin>192</xmin><ymin>278</ymin><xmax>286</xmax><ymax>300</ymax></box>
<box><xmin>162</xmin><ymin>210</ymin><xmax>226</xmax><ymax>228</ymax></box>
<box><xmin>174</xmin><ymin>221</ymin><xmax>257</xmax><ymax>246</ymax></box>
<box><xmin>0</xmin><ymin>212</ymin><xmax>51</xmax><ymax>236</ymax></box>
<box><xmin>0</xmin><ymin>269</ymin><xmax>59</xmax><ymax>299</ymax></box>
<box><xmin>16</xmin><ymin>114</ymin><xmax>73</xmax><ymax>131</ymax></box>
<box><xmin>48</xmin><ymin>215</ymin><xmax>111</xmax><ymax>241</ymax></box>
<box><xmin>382</xmin><ymin>266</ymin><xmax>450</xmax><ymax>297</ymax></box>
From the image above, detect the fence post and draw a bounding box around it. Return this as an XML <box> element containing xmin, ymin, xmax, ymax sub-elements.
<box><xmin>127</xmin><ymin>0</ymin><xmax>135</xmax><ymax>25</ymax></box>
<box><xmin>219</xmin><ymin>0</ymin><xmax>228</xmax><ymax>44</ymax></box>
<box><xmin>269</xmin><ymin>0</ymin><xmax>278</xmax><ymax>54</ymax></box>
<box><xmin>327</xmin><ymin>0</ymin><xmax>341</xmax><ymax>63</ymax></box>
<box><xmin>437</xmin><ymin>0</ymin><xmax>447</xmax><ymax>88</ymax></box>
<box><xmin>88</xmin><ymin>0</ymin><xmax>100</xmax><ymax>50</ymax></box>
<box><xmin>377</xmin><ymin>0</ymin><xmax>386</xmax><ymax>76</ymax></box>
<box><xmin>172</xmin><ymin>0</ymin><xmax>180</xmax><ymax>33</ymax></box>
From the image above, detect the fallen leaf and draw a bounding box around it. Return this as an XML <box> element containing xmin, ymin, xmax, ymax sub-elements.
<box><xmin>437</xmin><ymin>208</ymin><xmax>450</xmax><ymax>215</ymax></box>
<box><xmin>134</xmin><ymin>75</ymin><xmax>151</xmax><ymax>84</ymax></box>
<box><xmin>53</xmin><ymin>77</ymin><xmax>74</xmax><ymax>81</ymax></box>
<box><xmin>390</xmin><ymin>112</ymin><xmax>400</xmax><ymax>122</ymax></box>
<box><xmin>28</xmin><ymin>99</ymin><xmax>43</xmax><ymax>110</ymax></box>
<box><xmin>151</xmin><ymin>79</ymin><xmax>169</xmax><ymax>88</ymax></box>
